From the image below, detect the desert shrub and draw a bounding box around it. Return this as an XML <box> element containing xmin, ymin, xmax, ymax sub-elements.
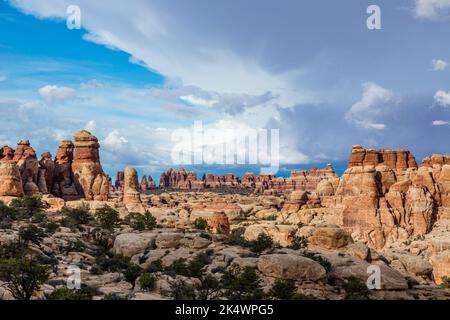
<box><xmin>0</xmin><ymin>241</ymin><xmax>27</xmax><ymax>259</ymax></box>
<box><xmin>195</xmin><ymin>274</ymin><xmax>221</xmax><ymax>300</ymax></box>
<box><xmin>224</xmin><ymin>227</ymin><xmax>250</xmax><ymax>247</ymax></box>
<box><xmin>124</xmin><ymin>264</ymin><xmax>143</xmax><ymax>288</ymax></box>
<box><xmin>146</xmin><ymin>259</ymin><xmax>163</xmax><ymax>273</ymax></box>
<box><xmin>64</xmin><ymin>240</ymin><xmax>86</xmax><ymax>253</ymax></box>
<box><xmin>95</xmin><ymin>254</ymin><xmax>131</xmax><ymax>273</ymax></box>
<box><xmin>302</xmin><ymin>252</ymin><xmax>332</xmax><ymax>272</ymax></box>
<box><xmin>440</xmin><ymin>276</ymin><xmax>450</xmax><ymax>289</ymax></box>
<box><xmin>342</xmin><ymin>276</ymin><xmax>370</xmax><ymax>300</ymax></box>
<box><xmin>249</xmin><ymin>233</ymin><xmax>273</xmax><ymax>254</ymax></box>
<box><xmin>194</xmin><ymin>217</ymin><xmax>209</xmax><ymax>230</ymax></box>
<box><xmin>0</xmin><ymin>201</ymin><xmax>18</xmax><ymax>222</ymax></box>
<box><xmin>166</xmin><ymin>279</ymin><xmax>197</xmax><ymax>300</ymax></box>
<box><xmin>46</xmin><ymin>287</ymin><xmax>94</xmax><ymax>300</ymax></box>
<box><xmin>95</xmin><ymin>205</ymin><xmax>120</xmax><ymax>231</ymax></box>
<box><xmin>165</xmin><ymin>258</ymin><xmax>189</xmax><ymax>277</ymax></box>
<box><xmin>44</xmin><ymin>221</ymin><xmax>59</xmax><ymax>234</ymax></box>
<box><xmin>0</xmin><ymin>257</ymin><xmax>49</xmax><ymax>300</ymax></box>
<box><xmin>123</xmin><ymin>211</ymin><xmax>156</xmax><ymax>231</ymax></box>
<box><xmin>9</xmin><ymin>196</ymin><xmax>48</xmax><ymax>219</ymax></box>
<box><xmin>288</xmin><ymin>234</ymin><xmax>309</xmax><ymax>250</ymax></box>
<box><xmin>264</xmin><ymin>215</ymin><xmax>277</xmax><ymax>221</ymax></box>
<box><xmin>269</xmin><ymin>279</ymin><xmax>297</xmax><ymax>299</ymax></box>
<box><xmin>60</xmin><ymin>207</ymin><xmax>90</xmax><ymax>230</ymax></box>
<box><xmin>31</xmin><ymin>212</ymin><xmax>47</xmax><ymax>224</ymax></box>
<box><xmin>139</xmin><ymin>272</ymin><xmax>157</xmax><ymax>291</ymax></box>
<box><xmin>220</xmin><ymin>265</ymin><xmax>264</xmax><ymax>300</ymax></box>
<box><xmin>19</xmin><ymin>224</ymin><xmax>45</xmax><ymax>245</ymax></box>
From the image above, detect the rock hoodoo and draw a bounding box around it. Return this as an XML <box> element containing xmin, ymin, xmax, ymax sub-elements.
<box><xmin>123</xmin><ymin>166</ymin><xmax>141</xmax><ymax>204</ymax></box>
<box><xmin>72</xmin><ymin>130</ymin><xmax>109</xmax><ymax>201</ymax></box>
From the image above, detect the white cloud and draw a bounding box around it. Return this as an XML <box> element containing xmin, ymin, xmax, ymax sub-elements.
<box><xmin>102</xmin><ymin>129</ymin><xmax>128</xmax><ymax>150</ymax></box>
<box><xmin>84</xmin><ymin>120</ymin><xmax>97</xmax><ymax>133</ymax></box>
<box><xmin>434</xmin><ymin>89</ymin><xmax>450</xmax><ymax>107</ymax></box>
<box><xmin>180</xmin><ymin>95</ymin><xmax>218</xmax><ymax>108</ymax></box>
<box><xmin>345</xmin><ymin>82</ymin><xmax>399</xmax><ymax>130</ymax></box>
<box><xmin>432</xmin><ymin>59</ymin><xmax>448</xmax><ymax>71</ymax></box>
<box><xmin>432</xmin><ymin>120</ymin><xmax>449</xmax><ymax>125</ymax></box>
<box><xmin>9</xmin><ymin>0</ymin><xmax>313</xmax><ymax>108</ymax></box>
<box><xmin>414</xmin><ymin>0</ymin><xmax>450</xmax><ymax>19</ymax></box>
<box><xmin>38</xmin><ymin>85</ymin><xmax>76</xmax><ymax>102</ymax></box>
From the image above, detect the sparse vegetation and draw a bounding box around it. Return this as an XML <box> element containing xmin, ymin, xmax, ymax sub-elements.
<box><xmin>288</xmin><ymin>234</ymin><xmax>309</xmax><ymax>250</ymax></box>
<box><xmin>194</xmin><ymin>217</ymin><xmax>209</xmax><ymax>230</ymax></box>
<box><xmin>0</xmin><ymin>257</ymin><xmax>49</xmax><ymax>300</ymax></box>
<box><xmin>9</xmin><ymin>196</ymin><xmax>48</xmax><ymax>219</ymax></box>
<box><xmin>60</xmin><ymin>207</ymin><xmax>91</xmax><ymax>230</ymax></box>
<box><xmin>249</xmin><ymin>233</ymin><xmax>273</xmax><ymax>254</ymax></box>
<box><xmin>269</xmin><ymin>279</ymin><xmax>297</xmax><ymax>299</ymax></box>
<box><xmin>46</xmin><ymin>287</ymin><xmax>95</xmax><ymax>300</ymax></box>
<box><xmin>139</xmin><ymin>272</ymin><xmax>157</xmax><ymax>291</ymax></box>
<box><xmin>19</xmin><ymin>224</ymin><xmax>45</xmax><ymax>246</ymax></box>
<box><xmin>95</xmin><ymin>205</ymin><xmax>120</xmax><ymax>231</ymax></box>
<box><xmin>439</xmin><ymin>276</ymin><xmax>450</xmax><ymax>289</ymax></box>
<box><xmin>123</xmin><ymin>211</ymin><xmax>157</xmax><ymax>231</ymax></box>
<box><xmin>220</xmin><ymin>265</ymin><xmax>264</xmax><ymax>300</ymax></box>
<box><xmin>342</xmin><ymin>276</ymin><xmax>371</xmax><ymax>300</ymax></box>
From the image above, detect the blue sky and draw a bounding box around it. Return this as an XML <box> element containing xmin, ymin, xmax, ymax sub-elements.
<box><xmin>1</xmin><ymin>0</ymin><xmax>450</xmax><ymax>180</ymax></box>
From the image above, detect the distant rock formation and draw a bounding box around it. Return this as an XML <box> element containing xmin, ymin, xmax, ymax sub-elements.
<box><xmin>123</xmin><ymin>167</ymin><xmax>141</xmax><ymax>204</ymax></box>
<box><xmin>52</xmin><ymin>140</ymin><xmax>79</xmax><ymax>200</ymax></box>
<box><xmin>139</xmin><ymin>175</ymin><xmax>157</xmax><ymax>192</ymax></box>
<box><xmin>348</xmin><ymin>144</ymin><xmax>418</xmax><ymax>171</ymax></box>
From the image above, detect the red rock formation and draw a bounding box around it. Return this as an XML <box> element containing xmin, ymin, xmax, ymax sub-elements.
<box><xmin>38</xmin><ymin>152</ymin><xmax>55</xmax><ymax>194</ymax></box>
<box><xmin>241</xmin><ymin>172</ymin><xmax>255</xmax><ymax>188</ymax></box>
<box><xmin>0</xmin><ymin>146</ymin><xmax>15</xmax><ymax>161</ymax></box>
<box><xmin>348</xmin><ymin>145</ymin><xmax>418</xmax><ymax>171</ymax></box>
<box><xmin>115</xmin><ymin>171</ymin><xmax>125</xmax><ymax>191</ymax></box>
<box><xmin>123</xmin><ymin>167</ymin><xmax>141</xmax><ymax>204</ymax></box>
<box><xmin>13</xmin><ymin>140</ymin><xmax>40</xmax><ymax>196</ymax></box>
<box><xmin>159</xmin><ymin>168</ymin><xmax>202</xmax><ymax>190</ymax></box>
<box><xmin>207</xmin><ymin>211</ymin><xmax>230</xmax><ymax>234</ymax></box>
<box><xmin>72</xmin><ymin>130</ymin><xmax>109</xmax><ymax>201</ymax></box>
<box><xmin>140</xmin><ymin>175</ymin><xmax>149</xmax><ymax>192</ymax></box>
<box><xmin>52</xmin><ymin>140</ymin><xmax>79</xmax><ymax>200</ymax></box>
<box><xmin>0</xmin><ymin>161</ymin><xmax>24</xmax><ymax>196</ymax></box>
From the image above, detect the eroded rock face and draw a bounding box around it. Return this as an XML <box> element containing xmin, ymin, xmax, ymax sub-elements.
<box><xmin>72</xmin><ymin>130</ymin><xmax>109</xmax><ymax>201</ymax></box>
<box><xmin>309</xmin><ymin>225</ymin><xmax>353</xmax><ymax>250</ymax></box>
<box><xmin>257</xmin><ymin>254</ymin><xmax>327</xmax><ymax>281</ymax></box>
<box><xmin>123</xmin><ymin>167</ymin><xmax>141</xmax><ymax>204</ymax></box>
<box><xmin>52</xmin><ymin>140</ymin><xmax>79</xmax><ymax>200</ymax></box>
<box><xmin>348</xmin><ymin>145</ymin><xmax>417</xmax><ymax>172</ymax></box>
<box><xmin>38</xmin><ymin>152</ymin><xmax>55</xmax><ymax>194</ymax></box>
<box><xmin>0</xmin><ymin>161</ymin><xmax>24</xmax><ymax>196</ymax></box>
<box><xmin>13</xmin><ymin>140</ymin><xmax>40</xmax><ymax>195</ymax></box>
<box><xmin>207</xmin><ymin>211</ymin><xmax>230</xmax><ymax>234</ymax></box>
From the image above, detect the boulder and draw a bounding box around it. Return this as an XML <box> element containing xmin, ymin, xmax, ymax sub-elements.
<box><xmin>257</xmin><ymin>254</ymin><xmax>326</xmax><ymax>281</ymax></box>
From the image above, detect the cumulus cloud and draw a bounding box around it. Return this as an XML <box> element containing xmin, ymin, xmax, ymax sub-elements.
<box><xmin>84</xmin><ymin>120</ymin><xmax>97</xmax><ymax>133</ymax></box>
<box><xmin>38</xmin><ymin>85</ymin><xmax>76</xmax><ymax>102</ymax></box>
<box><xmin>414</xmin><ymin>0</ymin><xmax>450</xmax><ymax>19</ymax></box>
<box><xmin>345</xmin><ymin>82</ymin><xmax>399</xmax><ymax>130</ymax></box>
<box><xmin>434</xmin><ymin>89</ymin><xmax>450</xmax><ymax>107</ymax></box>
<box><xmin>432</xmin><ymin>59</ymin><xmax>448</xmax><ymax>71</ymax></box>
<box><xmin>102</xmin><ymin>129</ymin><xmax>128</xmax><ymax>150</ymax></box>
<box><xmin>432</xmin><ymin>120</ymin><xmax>449</xmax><ymax>125</ymax></box>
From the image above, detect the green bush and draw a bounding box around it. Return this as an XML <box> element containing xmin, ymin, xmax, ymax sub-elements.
<box><xmin>95</xmin><ymin>254</ymin><xmax>132</xmax><ymax>273</ymax></box>
<box><xmin>44</xmin><ymin>222</ymin><xmax>60</xmax><ymax>234</ymax></box>
<box><xmin>194</xmin><ymin>217</ymin><xmax>209</xmax><ymax>230</ymax></box>
<box><xmin>19</xmin><ymin>224</ymin><xmax>45</xmax><ymax>245</ymax></box>
<box><xmin>195</xmin><ymin>274</ymin><xmax>221</xmax><ymax>300</ymax></box>
<box><xmin>288</xmin><ymin>235</ymin><xmax>309</xmax><ymax>250</ymax></box>
<box><xmin>302</xmin><ymin>252</ymin><xmax>332</xmax><ymax>272</ymax></box>
<box><xmin>124</xmin><ymin>211</ymin><xmax>156</xmax><ymax>231</ymax></box>
<box><xmin>0</xmin><ymin>201</ymin><xmax>18</xmax><ymax>222</ymax></box>
<box><xmin>269</xmin><ymin>279</ymin><xmax>297</xmax><ymax>299</ymax></box>
<box><xmin>249</xmin><ymin>233</ymin><xmax>273</xmax><ymax>254</ymax></box>
<box><xmin>102</xmin><ymin>293</ymin><xmax>126</xmax><ymax>300</ymax></box>
<box><xmin>65</xmin><ymin>240</ymin><xmax>86</xmax><ymax>253</ymax></box>
<box><xmin>165</xmin><ymin>253</ymin><xmax>211</xmax><ymax>278</ymax></box>
<box><xmin>124</xmin><ymin>264</ymin><xmax>142</xmax><ymax>288</ymax></box>
<box><xmin>0</xmin><ymin>241</ymin><xmax>27</xmax><ymax>259</ymax></box>
<box><xmin>166</xmin><ymin>279</ymin><xmax>197</xmax><ymax>300</ymax></box>
<box><xmin>0</xmin><ymin>257</ymin><xmax>49</xmax><ymax>300</ymax></box>
<box><xmin>9</xmin><ymin>196</ymin><xmax>48</xmax><ymax>219</ymax></box>
<box><xmin>342</xmin><ymin>276</ymin><xmax>370</xmax><ymax>300</ymax></box>
<box><xmin>46</xmin><ymin>287</ymin><xmax>94</xmax><ymax>300</ymax></box>
<box><xmin>60</xmin><ymin>207</ymin><xmax>90</xmax><ymax>230</ymax></box>
<box><xmin>139</xmin><ymin>272</ymin><xmax>157</xmax><ymax>291</ymax></box>
<box><xmin>95</xmin><ymin>205</ymin><xmax>120</xmax><ymax>231</ymax></box>
<box><xmin>146</xmin><ymin>259</ymin><xmax>163</xmax><ymax>273</ymax></box>
<box><xmin>224</xmin><ymin>227</ymin><xmax>250</xmax><ymax>247</ymax></box>
<box><xmin>221</xmin><ymin>265</ymin><xmax>264</xmax><ymax>300</ymax></box>
<box><xmin>439</xmin><ymin>276</ymin><xmax>450</xmax><ymax>289</ymax></box>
